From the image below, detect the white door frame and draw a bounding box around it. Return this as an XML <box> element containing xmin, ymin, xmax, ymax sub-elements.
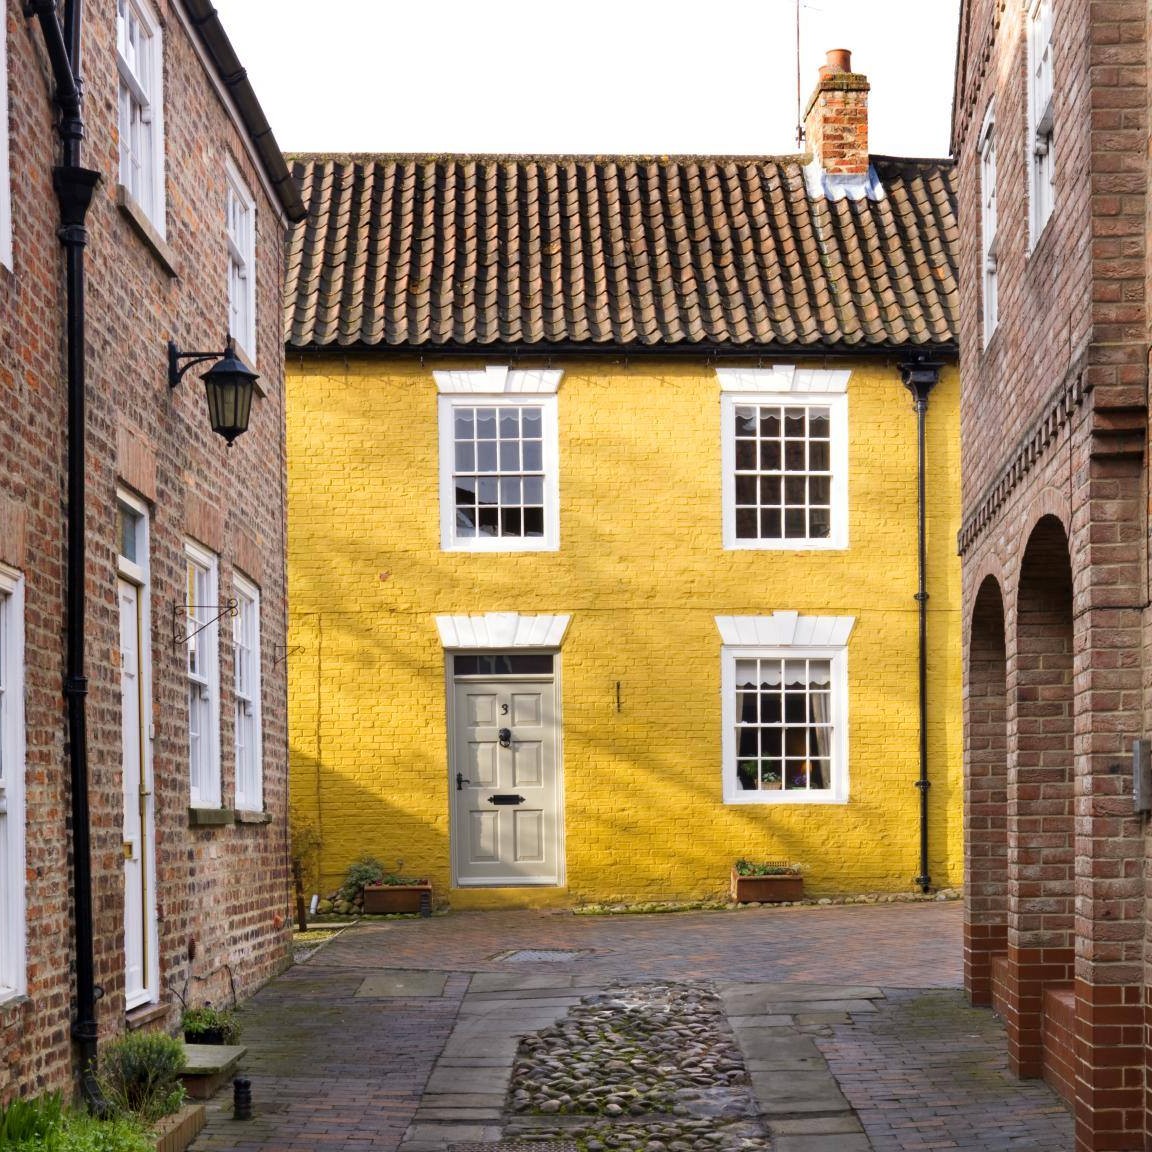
<box><xmin>117</xmin><ymin>490</ymin><xmax>158</xmax><ymax>1008</ymax></box>
<box><xmin>446</xmin><ymin>652</ymin><xmax>565</xmax><ymax>887</ymax></box>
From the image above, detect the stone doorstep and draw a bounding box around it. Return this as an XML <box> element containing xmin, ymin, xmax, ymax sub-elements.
<box><xmin>179</xmin><ymin>1043</ymin><xmax>247</xmax><ymax>1101</ymax></box>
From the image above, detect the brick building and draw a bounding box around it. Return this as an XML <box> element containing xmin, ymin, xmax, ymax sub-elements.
<box><xmin>0</xmin><ymin>0</ymin><xmax>303</xmax><ymax>1099</ymax></box>
<box><xmin>283</xmin><ymin>56</ymin><xmax>965</xmax><ymax>908</ymax></box>
<box><xmin>953</xmin><ymin>1</ymin><xmax>1152</xmax><ymax>1148</ymax></box>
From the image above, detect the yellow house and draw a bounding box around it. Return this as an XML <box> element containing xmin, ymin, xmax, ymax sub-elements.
<box><xmin>284</xmin><ymin>54</ymin><xmax>962</xmax><ymax>908</ymax></box>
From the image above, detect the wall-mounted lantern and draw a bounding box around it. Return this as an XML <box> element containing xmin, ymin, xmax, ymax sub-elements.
<box><xmin>168</xmin><ymin>336</ymin><xmax>258</xmax><ymax>446</ymax></box>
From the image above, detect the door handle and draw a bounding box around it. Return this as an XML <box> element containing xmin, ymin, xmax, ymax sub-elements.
<box><xmin>456</xmin><ymin>772</ymin><xmax>470</xmax><ymax>791</ymax></box>
<box><xmin>498</xmin><ymin>728</ymin><xmax>512</xmax><ymax>747</ymax></box>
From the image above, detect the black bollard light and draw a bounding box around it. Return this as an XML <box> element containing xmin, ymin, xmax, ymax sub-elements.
<box><xmin>232</xmin><ymin>1077</ymin><xmax>253</xmax><ymax>1121</ymax></box>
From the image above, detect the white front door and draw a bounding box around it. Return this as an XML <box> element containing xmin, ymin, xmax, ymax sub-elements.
<box><xmin>451</xmin><ymin>659</ymin><xmax>561</xmax><ymax>886</ymax></box>
<box><xmin>119</xmin><ymin>578</ymin><xmax>150</xmax><ymax>1005</ymax></box>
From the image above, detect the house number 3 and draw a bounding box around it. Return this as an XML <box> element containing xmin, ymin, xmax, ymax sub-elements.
<box><xmin>501</xmin><ymin>703</ymin><xmax>509</xmax><ymax>714</ymax></box>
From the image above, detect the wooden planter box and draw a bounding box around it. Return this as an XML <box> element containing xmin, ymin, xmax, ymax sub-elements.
<box><xmin>730</xmin><ymin>870</ymin><xmax>804</xmax><ymax>904</ymax></box>
<box><xmin>362</xmin><ymin>882</ymin><xmax>432</xmax><ymax>916</ymax></box>
<box><xmin>152</xmin><ymin>1104</ymin><xmax>206</xmax><ymax>1152</ymax></box>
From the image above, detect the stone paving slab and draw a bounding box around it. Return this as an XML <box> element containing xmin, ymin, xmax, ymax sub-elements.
<box><xmin>356</xmin><ymin>971</ymin><xmax>448</xmax><ymax>997</ymax></box>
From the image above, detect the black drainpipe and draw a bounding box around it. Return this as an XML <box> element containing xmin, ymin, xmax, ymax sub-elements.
<box><xmin>28</xmin><ymin>0</ymin><xmax>103</xmax><ymax>1102</ymax></box>
<box><xmin>900</xmin><ymin>357</ymin><xmax>943</xmax><ymax>895</ymax></box>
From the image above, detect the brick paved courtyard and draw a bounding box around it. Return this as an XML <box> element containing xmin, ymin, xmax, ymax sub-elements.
<box><xmin>188</xmin><ymin>903</ymin><xmax>1073</xmax><ymax>1151</ymax></box>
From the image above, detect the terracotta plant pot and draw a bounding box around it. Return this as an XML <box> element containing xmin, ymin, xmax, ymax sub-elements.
<box><xmin>362</xmin><ymin>881</ymin><xmax>433</xmax><ymax>916</ymax></box>
<box><xmin>730</xmin><ymin>869</ymin><xmax>804</xmax><ymax>904</ymax></box>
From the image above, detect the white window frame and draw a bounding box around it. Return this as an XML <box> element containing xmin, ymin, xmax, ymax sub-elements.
<box><xmin>185</xmin><ymin>540</ymin><xmax>221</xmax><ymax>807</ymax></box>
<box><xmin>979</xmin><ymin>105</ymin><xmax>999</xmax><ymax>344</ymax></box>
<box><xmin>232</xmin><ymin>573</ymin><xmax>263</xmax><ymax>812</ymax></box>
<box><xmin>116</xmin><ymin>0</ymin><xmax>166</xmax><ymax>235</ymax></box>
<box><xmin>225</xmin><ymin>162</ymin><xmax>256</xmax><ymax>360</ymax></box>
<box><xmin>434</xmin><ymin>368</ymin><xmax>563</xmax><ymax>553</ymax></box>
<box><xmin>718</xmin><ymin>369</ymin><xmax>849</xmax><ymax>551</ymax></box>
<box><xmin>0</xmin><ymin>565</ymin><xmax>27</xmax><ymax>1003</ymax></box>
<box><xmin>0</xmin><ymin>14</ymin><xmax>12</xmax><ymax>271</ymax></box>
<box><xmin>718</xmin><ymin>613</ymin><xmax>853</xmax><ymax>806</ymax></box>
<box><xmin>1027</xmin><ymin>0</ymin><xmax>1054</xmax><ymax>244</ymax></box>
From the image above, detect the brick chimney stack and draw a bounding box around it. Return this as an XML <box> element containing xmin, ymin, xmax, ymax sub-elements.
<box><xmin>803</xmin><ymin>49</ymin><xmax>871</xmax><ymax>176</ymax></box>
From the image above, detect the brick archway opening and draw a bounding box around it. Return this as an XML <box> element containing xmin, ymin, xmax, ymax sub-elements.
<box><xmin>965</xmin><ymin>575</ymin><xmax>1008</xmax><ymax>1007</ymax></box>
<box><xmin>1005</xmin><ymin>514</ymin><xmax>1075</xmax><ymax>1081</ymax></box>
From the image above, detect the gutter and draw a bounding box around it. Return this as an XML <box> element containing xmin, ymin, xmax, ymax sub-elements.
<box><xmin>180</xmin><ymin>1</ymin><xmax>306</xmax><ymax>223</ymax></box>
<box><xmin>287</xmin><ymin>340</ymin><xmax>959</xmax><ymax>364</ymax></box>
<box><xmin>27</xmin><ymin>0</ymin><xmax>103</xmax><ymax>1104</ymax></box>
<box><xmin>900</xmin><ymin>356</ymin><xmax>944</xmax><ymax>895</ymax></box>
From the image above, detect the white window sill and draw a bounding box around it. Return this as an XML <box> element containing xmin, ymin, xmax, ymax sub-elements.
<box><xmin>724</xmin><ymin>792</ymin><xmax>848</xmax><ymax>805</ymax></box>
<box><xmin>723</xmin><ymin>539</ymin><xmax>848</xmax><ymax>552</ymax></box>
<box><xmin>443</xmin><ymin>540</ymin><xmax>559</xmax><ymax>554</ymax></box>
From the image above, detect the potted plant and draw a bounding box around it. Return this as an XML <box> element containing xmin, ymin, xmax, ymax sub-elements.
<box><xmin>181</xmin><ymin>1004</ymin><xmax>242</xmax><ymax>1046</ymax></box>
<box><xmin>731</xmin><ymin>859</ymin><xmax>804</xmax><ymax>903</ymax></box>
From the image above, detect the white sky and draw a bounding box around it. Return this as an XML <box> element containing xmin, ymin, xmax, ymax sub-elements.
<box><xmin>211</xmin><ymin>0</ymin><xmax>961</xmax><ymax>158</ymax></box>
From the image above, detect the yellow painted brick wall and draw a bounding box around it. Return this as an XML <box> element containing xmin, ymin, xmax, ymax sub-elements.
<box><xmin>286</xmin><ymin>356</ymin><xmax>963</xmax><ymax>906</ymax></box>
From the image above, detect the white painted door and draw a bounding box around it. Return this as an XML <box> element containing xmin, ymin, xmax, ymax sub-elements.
<box><xmin>119</xmin><ymin>578</ymin><xmax>152</xmax><ymax>1007</ymax></box>
<box><xmin>452</xmin><ymin>674</ymin><xmax>560</xmax><ymax>885</ymax></box>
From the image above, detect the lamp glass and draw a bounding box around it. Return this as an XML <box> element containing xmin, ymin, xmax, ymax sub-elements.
<box><xmin>201</xmin><ymin>349</ymin><xmax>257</xmax><ymax>445</ymax></box>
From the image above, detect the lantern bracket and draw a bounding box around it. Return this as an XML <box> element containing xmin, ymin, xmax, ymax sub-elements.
<box><xmin>169</xmin><ymin>339</ymin><xmax>231</xmax><ymax>389</ymax></box>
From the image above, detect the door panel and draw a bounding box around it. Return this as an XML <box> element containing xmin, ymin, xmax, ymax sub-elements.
<box><xmin>119</xmin><ymin>579</ymin><xmax>148</xmax><ymax>1007</ymax></box>
<box><xmin>453</xmin><ymin>673</ymin><xmax>560</xmax><ymax>885</ymax></box>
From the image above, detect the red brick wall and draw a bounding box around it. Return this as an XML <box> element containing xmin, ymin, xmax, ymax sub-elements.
<box><xmin>955</xmin><ymin>2</ymin><xmax>1151</xmax><ymax>1148</ymax></box>
<box><xmin>1042</xmin><ymin>986</ymin><xmax>1076</xmax><ymax>1107</ymax></box>
<box><xmin>0</xmin><ymin>0</ymin><xmax>292</xmax><ymax>1100</ymax></box>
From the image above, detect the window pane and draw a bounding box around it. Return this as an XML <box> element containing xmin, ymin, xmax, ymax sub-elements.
<box><xmin>499</xmin><ymin>441</ymin><xmax>520</xmax><ymax>470</ymax></box>
<box><xmin>736</xmin><ymin>509</ymin><xmax>758</xmax><ymax>539</ymax></box>
<box><xmin>499</xmin><ymin>409</ymin><xmax>519</xmax><ymax>438</ymax></box>
<box><xmin>809</xmin><ymin>441</ymin><xmax>830</xmax><ymax>471</ymax></box>
<box><xmin>477</xmin><ymin>442</ymin><xmax>498</xmax><ymax>472</ymax></box>
<box><xmin>735</xmin><ymin>406</ymin><xmax>756</xmax><ymax>435</ymax></box>
<box><xmin>455</xmin><ymin>442</ymin><xmax>475</xmax><ymax>471</ymax></box>
<box><xmin>735</xmin><ymin>441</ymin><xmax>756</xmax><ymax>470</ymax></box>
<box><xmin>523</xmin><ymin>477</ymin><xmax>544</xmax><ymax>505</ymax></box>
<box><xmin>478</xmin><ymin>477</ymin><xmax>497</xmax><ymax>504</ymax></box>
<box><xmin>759</xmin><ymin>409</ymin><xmax>780</xmax><ymax>437</ymax></box>
<box><xmin>477</xmin><ymin>507</ymin><xmax>498</xmax><ymax>536</ymax></box>
<box><xmin>521</xmin><ymin>409</ymin><xmax>542</xmax><ymax>438</ymax></box>
<box><xmin>500</xmin><ymin>508</ymin><xmax>522</xmax><ymax>536</ymax></box>
<box><xmin>523</xmin><ymin>441</ymin><xmax>543</xmax><ymax>471</ymax></box>
<box><xmin>476</xmin><ymin>409</ymin><xmax>497</xmax><ymax>439</ymax></box>
<box><xmin>523</xmin><ymin>507</ymin><xmax>545</xmax><ymax>537</ymax></box>
<box><xmin>735</xmin><ymin>476</ymin><xmax>757</xmax><ymax>505</ymax></box>
<box><xmin>500</xmin><ymin>477</ymin><xmax>521</xmax><ymax>505</ymax></box>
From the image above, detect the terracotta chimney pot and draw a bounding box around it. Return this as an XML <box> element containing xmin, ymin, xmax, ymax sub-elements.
<box><xmin>821</xmin><ymin>48</ymin><xmax>853</xmax><ymax>77</ymax></box>
<box><xmin>804</xmin><ymin>47</ymin><xmax>870</xmax><ymax>177</ymax></box>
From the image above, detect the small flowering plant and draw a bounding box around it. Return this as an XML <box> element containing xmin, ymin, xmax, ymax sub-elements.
<box><xmin>733</xmin><ymin>859</ymin><xmax>801</xmax><ymax>877</ymax></box>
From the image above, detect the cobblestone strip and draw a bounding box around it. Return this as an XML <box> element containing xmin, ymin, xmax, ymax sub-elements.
<box><xmin>406</xmin><ymin>976</ymin><xmax>886</xmax><ymax>1152</ymax></box>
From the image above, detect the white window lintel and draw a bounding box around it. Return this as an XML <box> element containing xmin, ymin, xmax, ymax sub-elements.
<box><xmin>434</xmin><ymin>367</ymin><xmax>564</xmax><ymax>394</ymax></box>
<box><xmin>436</xmin><ymin>613</ymin><xmax>571</xmax><ymax>649</ymax></box>
<box><xmin>715</xmin><ymin>612</ymin><xmax>856</xmax><ymax>648</ymax></box>
<box><xmin>716</xmin><ymin>367</ymin><xmax>850</xmax><ymax>394</ymax></box>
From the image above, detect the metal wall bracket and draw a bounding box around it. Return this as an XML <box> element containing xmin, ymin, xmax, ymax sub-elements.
<box><xmin>171</xmin><ymin>599</ymin><xmax>237</xmax><ymax>649</ymax></box>
<box><xmin>1133</xmin><ymin>740</ymin><xmax>1151</xmax><ymax>814</ymax></box>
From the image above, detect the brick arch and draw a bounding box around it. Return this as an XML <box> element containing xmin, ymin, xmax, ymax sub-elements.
<box><xmin>1007</xmin><ymin>513</ymin><xmax>1075</xmax><ymax>1078</ymax></box>
<box><xmin>964</xmin><ymin>574</ymin><xmax>1008</xmax><ymax>1007</ymax></box>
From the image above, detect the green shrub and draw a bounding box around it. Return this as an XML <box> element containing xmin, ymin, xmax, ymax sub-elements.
<box><xmin>97</xmin><ymin>1032</ymin><xmax>186</xmax><ymax>1123</ymax></box>
<box><xmin>181</xmin><ymin>1004</ymin><xmax>242</xmax><ymax>1045</ymax></box>
<box><xmin>340</xmin><ymin>854</ymin><xmax>386</xmax><ymax>900</ymax></box>
<box><xmin>0</xmin><ymin>1091</ymin><xmax>64</xmax><ymax>1146</ymax></box>
<box><xmin>54</xmin><ymin>1113</ymin><xmax>153</xmax><ymax>1152</ymax></box>
<box><xmin>0</xmin><ymin>1095</ymin><xmax>152</xmax><ymax>1152</ymax></box>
